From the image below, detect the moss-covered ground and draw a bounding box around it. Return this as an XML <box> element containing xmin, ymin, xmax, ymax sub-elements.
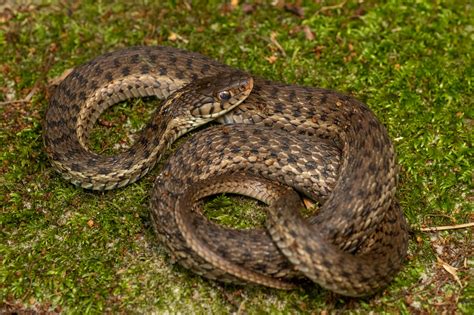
<box><xmin>1</xmin><ymin>1</ymin><xmax>472</xmax><ymax>313</ymax></box>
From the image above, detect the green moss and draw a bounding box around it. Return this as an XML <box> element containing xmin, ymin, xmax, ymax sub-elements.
<box><xmin>1</xmin><ymin>1</ymin><xmax>472</xmax><ymax>313</ymax></box>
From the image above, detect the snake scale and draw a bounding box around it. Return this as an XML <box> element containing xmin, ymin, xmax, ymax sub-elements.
<box><xmin>44</xmin><ymin>46</ymin><xmax>408</xmax><ymax>297</ymax></box>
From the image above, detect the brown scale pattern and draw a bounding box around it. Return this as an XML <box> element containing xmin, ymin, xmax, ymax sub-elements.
<box><xmin>44</xmin><ymin>46</ymin><xmax>408</xmax><ymax>296</ymax></box>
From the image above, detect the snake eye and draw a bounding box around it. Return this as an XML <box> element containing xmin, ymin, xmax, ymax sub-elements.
<box><xmin>218</xmin><ymin>91</ymin><xmax>231</xmax><ymax>101</ymax></box>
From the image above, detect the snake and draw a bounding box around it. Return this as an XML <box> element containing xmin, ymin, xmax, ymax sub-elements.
<box><xmin>44</xmin><ymin>46</ymin><xmax>409</xmax><ymax>297</ymax></box>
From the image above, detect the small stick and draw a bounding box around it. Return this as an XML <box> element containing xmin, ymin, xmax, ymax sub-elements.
<box><xmin>420</xmin><ymin>222</ymin><xmax>474</xmax><ymax>232</ymax></box>
<box><xmin>317</xmin><ymin>0</ymin><xmax>348</xmax><ymax>13</ymax></box>
<box><xmin>0</xmin><ymin>99</ymin><xmax>31</xmax><ymax>106</ymax></box>
<box><xmin>0</xmin><ymin>86</ymin><xmax>38</xmax><ymax>106</ymax></box>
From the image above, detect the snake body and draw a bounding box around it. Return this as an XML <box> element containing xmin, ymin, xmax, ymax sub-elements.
<box><xmin>44</xmin><ymin>46</ymin><xmax>408</xmax><ymax>297</ymax></box>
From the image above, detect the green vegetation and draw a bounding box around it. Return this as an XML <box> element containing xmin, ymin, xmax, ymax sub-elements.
<box><xmin>1</xmin><ymin>1</ymin><xmax>472</xmax><ymax>313</ymax></box>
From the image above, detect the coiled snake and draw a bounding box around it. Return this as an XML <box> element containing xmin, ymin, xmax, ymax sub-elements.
<box><xmin>44</xmin><ymin>46</ymin><xmax>408</xmax><ymax>297</ymax></box>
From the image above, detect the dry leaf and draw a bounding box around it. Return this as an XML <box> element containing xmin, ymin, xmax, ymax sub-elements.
<box><xmin>98</xmin><ymin>118</ymin><xmax>114</xmax><ymax>127</ymax></box>
<box><xmin>313</xmin><ymin>45</ymin><xmax>325</xmax><ymax>59</ymax></box>
<box><xmin>265</xmin><ymin>55</ymin><xmax>278</xmax><ymax>64</ymax></box>
<box><xmin>0</xmin><ymin>8</ymin><xmax>14</xmax><ymax>23</ymax></box>
<box><xmin>87</xmin><ymin>219</ymin><xmax>94</xmax><ymax>228</ymax></box>
<box><xmin>437</xmin><ymin>257</ymin><xmax>462</xmax><ymax>286</ymax></box>
<box><xmin>303</xmin><ymin>26</ymin><xmax>315</xmax><ymax>41</ymax></box>
<box><xmin>284</xmin><ymin>3</ymin><xmax>304</xmax><ymax>18</ymax></box>
<box><xmin>303</xmin><ymin>198</ymin><xmax>315</xmax><ymax>209</ymax></box>
<box><xmin>242</xmin><ymin>3</ymin><xmax>255</xmax><ymax>14</ymax></box>
<box><xmin>168</xmin><ymin>32</ymin><xmax>188</xmax><ymax>43</ymax></box>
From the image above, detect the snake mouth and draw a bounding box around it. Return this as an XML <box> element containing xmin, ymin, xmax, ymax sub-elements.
<box><xmin>187</xmin><ymin>73</ymin><xmax>254</xmax><ymax>119</ymax></box>
<box><xmin>223</xmin><ymin>74</ymin><xmax>254</xmax><ymax>112</ymax></box>
<box><xmin>242</xmin><ymin>76</ymin><xmax>254</xmax><ymax>95</ymax></box>
<box><xmin>225</xmin><ymin>76</ymin><xmax>254</xmax><ymax>109</ymax></box>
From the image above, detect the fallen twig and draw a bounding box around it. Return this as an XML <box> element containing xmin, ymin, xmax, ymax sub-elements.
<box><xmin>270</xmin><ymin>32</ymin><xmax>287</xmax><ymax>57</ymax></box>
<box><xmin>0</xmin><ymin>86</ymin><xmax>38</xmax><ymax>106</ymax></box>
<box><xmin>317</xmin><ymin>0</ymin><xmax>347</xmax><ymax>14</ymax></box>
<box><xmin>420</xmin><ymin>222</ymin><xmax>474</xmax><ymax>232</ymax></box>
<box><xmin>0</xmin><ymin>99</ymin><xmax>31</xmax><ymax>106</ymax></box>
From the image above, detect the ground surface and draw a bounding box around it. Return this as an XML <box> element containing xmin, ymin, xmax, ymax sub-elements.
<box><xmin>1</xmin><ymin>1</ymin><xmax>472</xmax><ymax>313</ymax></box>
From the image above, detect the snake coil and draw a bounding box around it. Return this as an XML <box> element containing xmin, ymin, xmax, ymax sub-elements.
<box><xmin>44</xmin><ymin>46</ymin><xmax>408</xmax><ymax>297</ymax></box>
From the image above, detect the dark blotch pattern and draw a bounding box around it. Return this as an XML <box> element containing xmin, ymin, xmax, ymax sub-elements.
<box><xmin>44</xmin><ymin>46</ymin><xmax>408</xmax><ymax>297</ymax></box>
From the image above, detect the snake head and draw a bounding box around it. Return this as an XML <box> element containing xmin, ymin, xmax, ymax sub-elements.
<box><xmin>187</xmin><ymin>71</ymin><xmax>254</xmax><ymax>119</ymax></box>
<box><xmin>161</xmin><ymin>72</ymin><xmax>253</xmax><ymax>122</ymax></box>
<box><xmin>158</xmin><ymin>72</ymin><xmax>253</xmax><ymax>140</ymax></box>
